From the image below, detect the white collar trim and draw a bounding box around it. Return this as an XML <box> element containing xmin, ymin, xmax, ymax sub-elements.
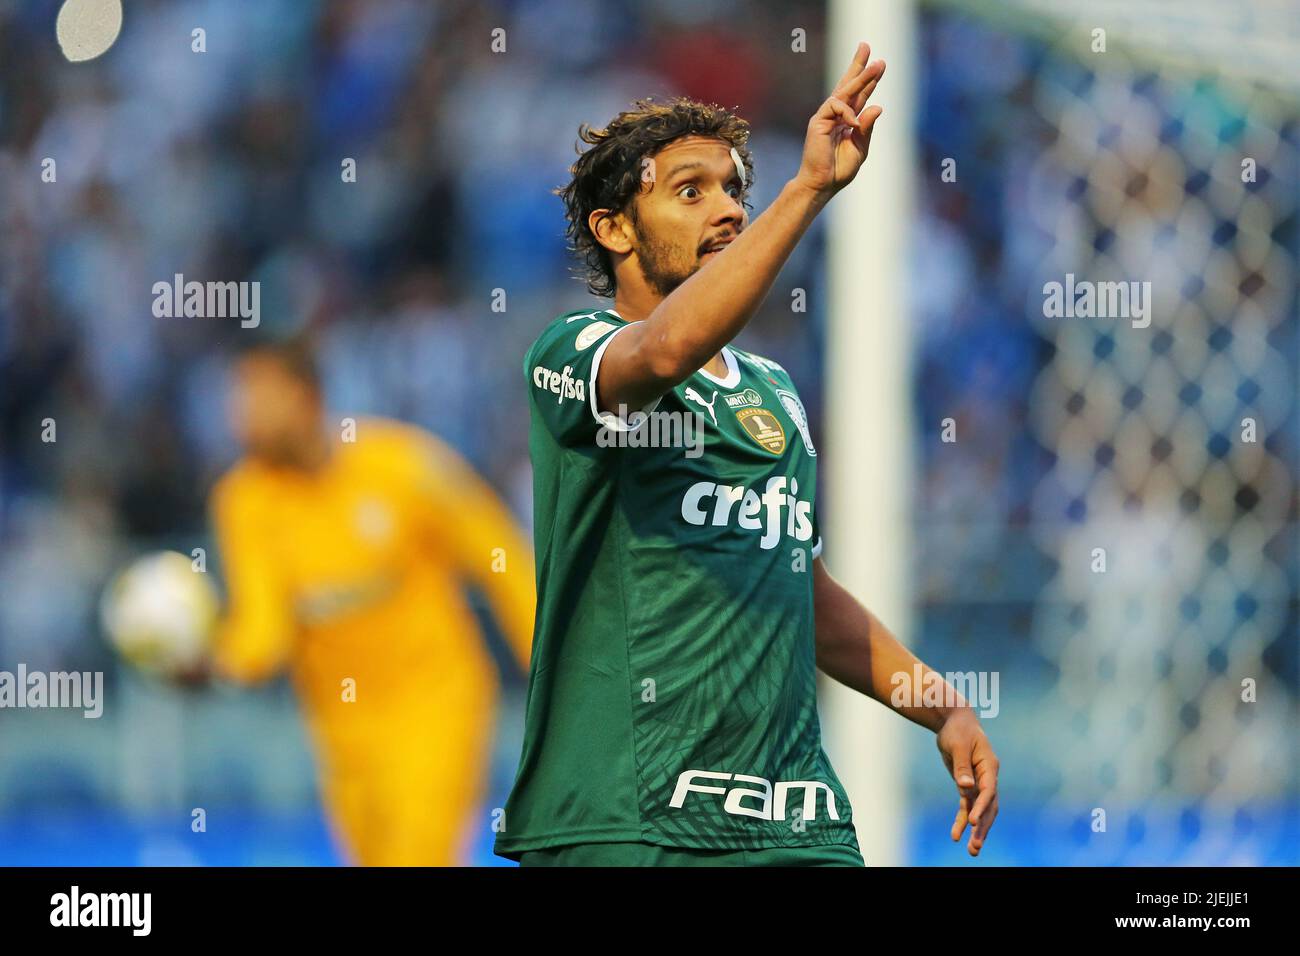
<box><xmin>698</xmin><ymin>346</ymin><xmax>741</xmax><ymax>388</ymax></box>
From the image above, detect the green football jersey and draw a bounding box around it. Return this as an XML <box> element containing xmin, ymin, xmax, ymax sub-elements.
<box><xmin>494</xmin><ymin>307</ymin><xmax>859</xmax><ymax>859</ymax></box>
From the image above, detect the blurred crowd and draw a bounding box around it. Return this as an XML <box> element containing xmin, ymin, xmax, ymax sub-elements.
<box><xmin>0</xmin><ymin>0</ymin><xmax>827</xmax><ymax>672</ymax></box>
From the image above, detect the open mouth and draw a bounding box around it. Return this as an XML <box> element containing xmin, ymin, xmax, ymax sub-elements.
<box><xmin>701</xmin><ymin>241</ymin><xmax>734</xmax><ymax>259</ymax></box>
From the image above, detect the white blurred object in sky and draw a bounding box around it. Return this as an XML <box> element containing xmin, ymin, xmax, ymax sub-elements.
<box><xmin>57</xmin><ymin>0</ymin><xmax>123</xmax><ymax>63</ymax></box>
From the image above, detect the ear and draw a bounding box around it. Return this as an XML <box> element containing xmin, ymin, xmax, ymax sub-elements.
<box><xmin>590</xmin><ymin>207</ymin><xmax>634</xmax><ymax>256</ymax></box>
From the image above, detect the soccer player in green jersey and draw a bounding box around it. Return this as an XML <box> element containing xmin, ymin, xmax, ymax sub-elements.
<box><xmin>496</xmin><ymin>41</ymin><xmax>1000</xmax><ymax>866</ymax></box>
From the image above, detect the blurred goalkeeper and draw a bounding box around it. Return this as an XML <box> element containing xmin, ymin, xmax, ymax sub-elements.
<box><xmin>207</xmin><ymin>339</ymin><xmax>535</xmax><ymax>866</ymax></box>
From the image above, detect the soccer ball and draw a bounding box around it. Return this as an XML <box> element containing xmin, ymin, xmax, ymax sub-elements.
<box><xmin>100</xmin><ymin>551</ymin><xmax>218</xmax><ymax>676</ymax></box>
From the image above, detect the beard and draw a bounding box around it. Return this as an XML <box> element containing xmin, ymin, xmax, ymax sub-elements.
<box><xmin>635</xmin><ymin>231</ymin><xmax>700</xmax><ymax>298</ymax></box>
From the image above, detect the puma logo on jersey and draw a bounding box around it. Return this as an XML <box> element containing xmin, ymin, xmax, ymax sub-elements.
<box><xmin>533</xmin><ymin>364</ymin><xmax>585</xmax><ymax>404</ymax></box>
<box><xmin>683</xmin><ymin>386</ymin><xmax>718</xmax><ymax>426</ymax></box>
<box><xmin>670</xmin><ymin>769</ymin><xmax>841</xmax><ymax>822</ymax></box>
<box><xmin>680</xmin><ymin>476</ymin><xmax>813</xmax><ymax>550</ymax></box>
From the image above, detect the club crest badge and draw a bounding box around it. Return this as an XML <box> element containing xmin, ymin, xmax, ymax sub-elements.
<box><xmin>776</xmin><ymin>389</ymin><xmax>816</xmax><ymax>456</ymax></box>
<box><xmin>355</xmin><ymin>498</ymin><xmax>394</xmax><ymax>542</ymax></box>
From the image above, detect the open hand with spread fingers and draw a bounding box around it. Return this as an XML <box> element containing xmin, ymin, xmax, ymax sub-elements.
<box><xmin>794</xmin><ymin>40</ymin><xmax>886</xmax><ymax>203</ymax></box>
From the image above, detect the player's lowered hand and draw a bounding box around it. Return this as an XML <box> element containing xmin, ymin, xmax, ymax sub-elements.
<box><xmin>170</xmin><ymin>657</ymin><xmax>213</xmax><ymax>690</ymax></box>
<box><xmin>793</xmin><ymin>41</ymin><xmax>885</xmax><ymax>203</ymax></box>
<box><xmin>935</xmin><ymin>708</ymin><xmax>1000</xmax><ymax>856</ymax></box>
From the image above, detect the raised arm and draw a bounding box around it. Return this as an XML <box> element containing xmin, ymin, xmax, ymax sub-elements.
<box><xmin>598</xmin><ymin>43</ymin><xmax>886</xmax><ymax>413</ymax></box>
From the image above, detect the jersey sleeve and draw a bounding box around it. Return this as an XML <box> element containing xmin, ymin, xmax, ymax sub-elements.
<box><xmin>811</xmin><ymin>507</ymin><xmax>823</xmax><ymax>559</ymax></box>
<box><xmin>524</xmin><ymin>313</ymin><xmax>663</xmax><ymax>446</ymax></box>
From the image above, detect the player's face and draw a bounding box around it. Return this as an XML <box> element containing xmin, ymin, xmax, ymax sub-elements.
<box><xmin>228</xmin><ymin>355</ymin><xmax>321</xmax><ymax>465</ymax></box>
<box><xmin>631</xmin><ymin>136</ymin><xmax>748</xmax><ymax>297</ymax></box>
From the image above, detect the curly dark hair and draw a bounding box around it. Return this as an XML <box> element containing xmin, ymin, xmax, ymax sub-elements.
<box><xmin>556</xmin><ymin>96</ymin><xmax>755</xmax><ymax>298</ymax></box>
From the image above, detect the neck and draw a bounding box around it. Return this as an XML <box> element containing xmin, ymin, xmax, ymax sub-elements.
<box><xmin>298</xmin><ymin>428</ymin><xmax>331</xmax><ymax>472</ymax></box>
<box><xmin>264</xmin><ymin>428</ymin><xmax>330</xmax><ymax>474</ymax></box>
<box><xmin>703</xmin><ymin>350</ymin><xmax>728</xmax><ymax>379</ymax></box>
<box><xmin>610</xmin><ymin>289</ymin><xmax>656</xmax><ymax>325</ymax></box>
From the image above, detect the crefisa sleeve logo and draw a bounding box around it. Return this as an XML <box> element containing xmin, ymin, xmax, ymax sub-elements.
<box><xmin>775</xmin><ymin>389</ymin><xmax>816</xmax><ymax>456</ymax></box>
